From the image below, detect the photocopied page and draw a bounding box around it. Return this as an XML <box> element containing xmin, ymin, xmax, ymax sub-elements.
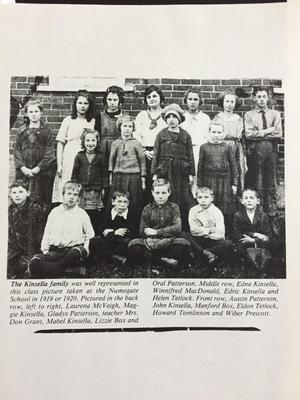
<box><xmin>0</xmin><ymin>3</ymin><xmax>299</xmax><ymax>399</ymax></box>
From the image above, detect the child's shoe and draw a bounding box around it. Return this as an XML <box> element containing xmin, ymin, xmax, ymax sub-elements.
<box><xmin>202</xmin><ymin>250</ymin><xmax>218</xmax><ymax>265</ymax></box>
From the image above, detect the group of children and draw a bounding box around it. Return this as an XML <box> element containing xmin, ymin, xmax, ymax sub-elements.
<box><xmin>8</xmin><ymin>83</ymin><xmax>284</xmax><ymax>279</ymax></box>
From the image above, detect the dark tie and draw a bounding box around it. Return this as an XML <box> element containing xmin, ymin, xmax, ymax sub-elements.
<box><xmin>260</xmin><ymin>110</ymin><xmax>267</xmax><ymax>130</ymax></box>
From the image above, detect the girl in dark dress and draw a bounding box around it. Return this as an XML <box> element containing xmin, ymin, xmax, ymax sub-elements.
<box><xmin>95</xmin><ymin>85</ymin><xmax>125</xmax><ymax>165</ymax></box>
<box><xmin>14</xmin><ymin>98</ymin><xmax>54</xmax><ymax>210</ymax></box>
<box><xmin>152</xmin><ymin>103</ymin><xmax>195</xmax><ymax>230</ymax></box>
<box><xmin>197</xmin><ymin>122</ymin><xmax>238</xmax><ymax>234</ymax></box>
<box><xmin>71</xmin><ymin>129</ymin><xmax>107</xmax><ymax>235</ymax></box>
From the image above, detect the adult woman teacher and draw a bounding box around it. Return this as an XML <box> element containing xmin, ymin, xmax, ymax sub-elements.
<box><xmin>134</xmin><ymin>85</ymin><xmax>167</xmax><ymax>203</ymax></box>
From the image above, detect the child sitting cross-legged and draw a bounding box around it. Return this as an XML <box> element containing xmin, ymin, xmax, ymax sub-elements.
<box><xmin>29</xmin><ymin>181</ymin><xmax>94</xmax><ymax>278</ymax></box>
<box><xmin>89</xmin><ymin>189</ymin><xmax>137</xmax><ymax>267</ymax></box>
<box><xmin>127</xmin><ymin>179</ymin><xmax>191</xmax><ymax>274</ymax></box>
<box><xmin>185</xmin><ymin>186</ymin><xmax>234</xmax><ymax>266</ymax></box>
<box><xmin>233</xmin><ymin>188</ymin><xmax>273</xmax><ymax>277</ymax></box>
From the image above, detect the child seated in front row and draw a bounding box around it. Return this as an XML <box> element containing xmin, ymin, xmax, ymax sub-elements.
<box><xmin>233</xmin><ymin>188</ymin><xmax>273</xmax><ymax>277</ymax></box>
<box><xmin>29</xmin><ymin>181</ymin><xmax>94</xmax><ymax>278</ymax></box>
<box><xmin>8</xmin><ymin>180</ymin><xmax>44</xmax><ymax>279</ymax></box>
<box><xmin>128</xmin><ymin>179</ymin><xmax>191</xmax><ymax>272</ymax></box>
<box><xmin>186</xmin><ymin>186</ymin><xmax>233</xmax><ymax>265</ymax></box>
<box><xmin>89</xmin><ymin>190</ymin><xmax>137</xmax><ymax>265</ymax></box>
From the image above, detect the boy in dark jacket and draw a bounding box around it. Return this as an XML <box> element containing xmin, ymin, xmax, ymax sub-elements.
<box><xmin>233</xmin><ymin>188</ymin><xmax>273</xmax><ymax>276</ymax></box>
<box><xmin>8</xmin><ymin>180</ymin><xmax>44</xmax><ymax>279</ymax></box>
<box><xmin>89</xmin><ymin>190</ymin><xmax>136</xmax><ymax>266</ymax></box>
<box><xmin>127</xmin><ymin>179</ymin><xmax>191</xmax><ymax>272</ymax></box>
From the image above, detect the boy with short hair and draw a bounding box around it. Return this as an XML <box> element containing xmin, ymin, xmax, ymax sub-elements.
<box><xmin>244</xmin><ymin>86</ymin><xmax>282</xmax><ymax>216</ymax></box>
<box><xmin>8</xmin><ymin>180</ymin><xmax>44</xmax><ymax>279</ymax></box>
<box><xmin>89</xmin><ymin>190</ymin><xmax>137</xmax><ymax>265</ymax></box>
<box><xmin>186</xmin><ymin>186</ymin><xmax>233</xmax><ymax>264</ymax></box>
<box><xmin>29</xmin><ymin>181</ymin><xmax>94</xmax><ymax>278</ymax></box>
<box><xmin>233</xmin><ymin>188</ymin><xmax>273</xmax><ymax>276</ymax></box>
<box><xmin>128</xmin><ymin>179</ymin><xmax>191</xmax><ymax>270</ymax></box>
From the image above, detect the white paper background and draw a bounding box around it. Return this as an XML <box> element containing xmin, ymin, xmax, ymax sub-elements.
<box><xmin>0</xmin><ymin>3</ymin><xmax>299</xmax><ymax>399</ymax></box>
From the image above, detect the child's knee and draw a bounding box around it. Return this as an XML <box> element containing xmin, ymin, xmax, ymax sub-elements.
<box><xmin>223</xmin><ymin>239</ymin><xmax>233</xmax><ymax>250</ymax></box>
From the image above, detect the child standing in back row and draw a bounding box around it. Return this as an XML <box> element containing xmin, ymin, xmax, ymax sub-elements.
<box><xmin>244</xmin><ymin>86</ymin><xmax>282</xmax><ymax>216</ymax></box>
<box><xmin>214</xmin><ymin>89</ymin><xmax>247</xmax><ymax>195</ymax></box>
<box><xmin>52</xmin><ymin>90</ymin><xmax>95</xmax><ymax>203</ymax></box>
<box><xmin>71</xmin><ymin>129</ymin><xmax>108</xmax><ymax>235</ymax></box>
<box><xmin>134</xmin><ymin>85</ymin><xmax>167</xmax><ymax>203</ymax></box>
<box><xmin>181</xmin><ymin>88</ymin><xmax>210</xmax><ymax>197</ymax></box>
<box><xmin>14</xmin><ymin>98</ymin><xmax>54</xmax><ymax>209</ymax></box>
<box><xmin>109</xmin><ymin>114</ymin><xmax>146</xmax><ymax>222</ymax></box>
<box><xmin>95</xmin><ymin>85</ymin><xmax>125</xmax><ymax>165</ymax></box>
<box><xmin>197</xmin><ymin>122</ymin><xmax>238</xmax><ymax>234</ymax></box>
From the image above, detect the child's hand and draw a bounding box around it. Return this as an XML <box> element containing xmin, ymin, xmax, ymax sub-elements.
<box><xmin>144</xmin><ymin>150</ymin><xmax>153</xmax><ymax>160</ymax></box>
<box><xmin>144</xmin><ymin>228</ymin><xmax>157</xmax><ymax>236</ymax></box>
<box><xmin>239</xmin><ymin>234</ymin><xmax>255</xmax><ymax>244</ymax></box>
<box><xmin>152</xmin><ymin>174</ymin><xmax>158</xmax><ymax>182</ymax></box>
<box><xmin>109</xmin><ymin>174</ymin><xmax>113</xmax><ymax>186</ymax></box>
<box><xmin>115</xmin><ymin>228</ymin><xmax>128</xmax><ymax>237</ymax></box>
<box><xmin>103</xmin><ymin>229</ymin><xmax>114</xmax><ymax>237</ymax></box>
<box><xmin>253</xmin><ymin>232</ymin><xmax>269</xmax><ymax>241</ymax></box>
<box><xmin>21</xmin><ymin>166</ymin><xmax>34</xmax><ymax>177</ymax></box>
<box><xmin>141</xmin><ymin>177</ymin><xmax>146</xmax><ymax>191</ymax></box>
<box><xmin>31</xmin><ymin>166</ymin><xmax>41</xmax><ymax>175</ymax></box>
<box><xmin>232</xmin><ymin>185</ymin><xmax>237</xmax><ymax>195</ymax></box>
<box><xmin>189</xmin><ymin>175</ymin><xmax>194</xmax><ymax>186</ymax></box>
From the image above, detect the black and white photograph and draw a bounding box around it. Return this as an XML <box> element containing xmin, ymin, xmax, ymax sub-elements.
<box><xmin>8</xmin><ymin>75</ymin><xmax>286</xmax><ymax>280</ymax></box>
<box><xmin>2</xmin><ymin>2</ymin><xmax>300</xmax><ymax>400</ymax></box>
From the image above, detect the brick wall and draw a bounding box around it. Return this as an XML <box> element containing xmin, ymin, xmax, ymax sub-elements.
<box><xmin>9</xmin><ymin>76</ymin><xmax>285</xmax><ymax>184</ymax></box>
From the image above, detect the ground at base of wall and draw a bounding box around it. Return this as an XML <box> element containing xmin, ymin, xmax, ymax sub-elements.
<box><xmin>82</xmin><ymin>256</ymin><xmax>286</xmax><ymax>279</ymax></box>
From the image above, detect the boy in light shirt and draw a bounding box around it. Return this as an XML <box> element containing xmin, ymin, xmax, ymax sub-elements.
<box><xmin>187</xmin><ymin>186</ymin><xmax>233</xmax><ymax>264</ymax></box>
<box><xmin>29</xmin><ymin>181</ymin><xmax>94</xmax><ymax>278</ymax></box>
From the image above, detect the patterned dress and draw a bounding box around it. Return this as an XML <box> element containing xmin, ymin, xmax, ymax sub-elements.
<box><xmin>95</xmin><ymin>110</ymin><xmax>122</xmax><ymax>164</ymax></box>
<box><xmin>197</xmin><ymin>141</ymin><xmax>238</xmax><ymax>215</ymax></box>
<box><xmin>213</xmin><ymin>112</ymin><xmax>247</xmax><ymax>193</ymax></box>
<box><xmin>14</xmin><ymin>123</ymin><xmax>54</xmax><ymax>204</ymax></box>
<box><xmin>109</xmin><ymin>137</ymin><xmax>146</xmax><ymax>218</ymax></box>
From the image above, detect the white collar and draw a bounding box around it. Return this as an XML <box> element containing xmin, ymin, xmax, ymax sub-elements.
<box><xmin>111</xmin><ymin>208</ymin><xmax>128</xmax><ymax>220</ymax></box>
<box><xmin>196</xmin><ymin>204</ymin><xmax>214</xmax><ymax>212</ymax></box>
